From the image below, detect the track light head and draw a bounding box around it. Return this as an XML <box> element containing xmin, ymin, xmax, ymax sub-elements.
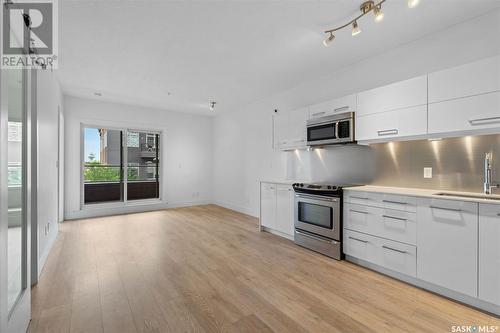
<box><xmin>352</xmin><ymin>21</ymin><xmax>361</xmax><ymax>36</ymax></box>
<box><xmin>407</xmin><ymin>0</ymin><xmax>419</xmax><ymax>8</ymax></box>
<box><xmin>373</xmin><ymin>5</ymin><xmax>384</xmax><ymax>22</ymax></box>
<box><xmin>323</xmin><ymin>33</ymin><xmax>335</xmax><ymax>47</ymax></box>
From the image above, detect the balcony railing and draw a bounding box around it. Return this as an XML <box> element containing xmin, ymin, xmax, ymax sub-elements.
<box><xmin>84</xmin><ymin>164</ymin><xmax>159</xmax><ymax>204</ymax></box>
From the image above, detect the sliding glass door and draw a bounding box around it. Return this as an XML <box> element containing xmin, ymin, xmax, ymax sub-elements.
<box><xmin>1</xmin><ymin>68</ymin><xmax>33</xmax><ymax>333</ymax></box>
<box><xmin>82</xmin><ymin>127</ymin><xmax>160</xmax><ymax>205</ymax></box>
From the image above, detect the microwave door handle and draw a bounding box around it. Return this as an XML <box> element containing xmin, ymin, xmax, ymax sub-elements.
<box><xmin>335</xmin><ymin>122</ymin><xmax>339</xmax><ymax>139</ymax></box>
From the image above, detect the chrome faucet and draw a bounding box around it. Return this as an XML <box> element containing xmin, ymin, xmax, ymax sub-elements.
<box><xmin>484</xmin><ymin>153</ymin><xmax>499</xmax><ymax>194</ymax></box>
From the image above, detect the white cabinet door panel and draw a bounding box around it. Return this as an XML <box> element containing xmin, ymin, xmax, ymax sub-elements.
<box><xmin>260</xmin><ymin>183</ymin><xmax>276</xmax><ymax>229</ymax></box>
<box><xmin>417</xmin><ymin>198</ymin><xmax>478</xmax><ymax>297</ymax></box>
<box><xmin>428</xmin><ymin>91</ymin><xmax>500</xmax><ymax>135</ymax></box>
<box><xmin>356</xmin><ymin>105</ymin><xmax>427</xmax><ymax>142</ymax></box>
<box><xmin>343</xmin><ymin>229</ymin><xmax>377</xmax><ymax>263</ymax></box>
<box><xmin>357</xmin><ymin>76</ymin><xmax>427</xmax><ymax>116</ymax></box>
<box><xmin>309</xmin><ymin>94</ymin><xmax>356</xmax><ymax>119</ymax></box>
<box><xmin>276</xmin><ymin>185</ymin><xmax>294</xmax><ymax>236</ymax></box>
<box><xmin>288</xmin><ymin>107</ymin><xmax>308</xmax><ymax>149</ymax></box>
<box><xmin>479</xmin><ymin>204</ymin><xmax>500</xmax><ymax>306</ymax></box>
<box><xmin>429</xmin><ymin>55</ymin><xmax>500</xmax><ymax>103</ymax></box>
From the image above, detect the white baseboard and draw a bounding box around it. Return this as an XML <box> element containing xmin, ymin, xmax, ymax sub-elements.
<box><xmin>213</xmin><ymin>200</ymin><xmax>257</xmax><ymax>217</ymax></box>
<box><xmin>65</xmin><ymin>199</ymin><xmax>212</xmax><ymax>220</ymax></box>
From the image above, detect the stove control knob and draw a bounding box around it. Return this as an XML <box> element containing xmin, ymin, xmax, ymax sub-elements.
<box><xmin>299</xmin><ymin>183</ymin><xmax>304</xmax><ymax>187</ymax></box>
<box><xmin>327</xmin><ymin>186</ymin><xmax>332</xmax><ymax>189</ymax></box>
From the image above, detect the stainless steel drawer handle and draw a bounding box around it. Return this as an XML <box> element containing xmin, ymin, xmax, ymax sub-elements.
<box><xmin>383</xmin><ymin>200</ymin><xmax>407</xmax><ymax>205</ymax></box>
<box><xmin>348</xmin><ymin>236</ymin><xmax>368</xmax><ymax>244</ymax></box>
<box><xmin>430</xmin><ymin>206</ymin><xmax>462</xmax><ymax>212</ymax></box>
<box><xmin>350</xmin><ymin>196</ymin><xmax>368</xmax><ymax>200</ymax></box>
<box><xmin>469</xmin><ymin>116</ymin><xmax>500</xmax><ymax>125</ymax></box>
<box><xmin>382</xmin><ymin>215</ymin><xmax>407</xmax><ymax>221</ymax></box>
<box><xmin>377</xmin><ymin>129</ymin><xmax>399</xmax><ymax>136</ymax></box>
<box><xmin>312</xmin><ymin>111</ymin><xmax>326</xmax><ymax>117</ymax></box>
<box><xmin>382</xmin><ymin>245</ymin><xmax>407</xmax><ymax>254</ymax></box>
<box><xmin>350</xmin><ymin>209</ymin><xmax>368</xmax><ymax>214</ymax></box>
<box><xmin>296</xmin><ymin>230</ymin><xmax>335</xmax><ymax>244</ymax></box>
<box><xmin>334</xmin><ymin>106</ymin><xmax>349</xmax><ymax>112</ymax></box>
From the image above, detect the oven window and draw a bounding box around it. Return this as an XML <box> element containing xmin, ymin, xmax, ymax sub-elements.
<box><xmin>307</xmin><ymin>123</ymin><xmax>335</xmax><ymax>142</ymax></box>
<box><xmin>337</xmin><ymin>120</ymin><xmax>351</xmax><ymax>139</ymax></box>
<box><xmin>298</xmin><ymin>202</ymin><xmax>333</xmax><ymax>229</ymax></box>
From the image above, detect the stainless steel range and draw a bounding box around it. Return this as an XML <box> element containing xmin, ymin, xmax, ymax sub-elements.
<box><xmin>292</xmin><ymin>183</ymin><xmax>355</xmax><ymax>260</ymax></box>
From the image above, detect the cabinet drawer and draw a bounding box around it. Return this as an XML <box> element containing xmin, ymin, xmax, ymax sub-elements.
<box><xmin>428</xmin><ymin>91</ymin><xmax>500</xmax><ymax>135</ymax></box>
<box><xmin>377</xmin><ymin>237</ymin><xmax>417</xmax><ymax>277</ymax></box>
<box><xmin>429</xmin><ymin>55</ymin><xmax>500</xmax><ymax>103</ymax></box>
<box><xmin>344</xmin><ymin>191</ymin><xmax>416</xmax><ymax>212</ymax></box>
<box><xmin>357</xmin><ymin>76</ymin><xmax>427</xmax><ymax>116</ymax></box>
<box><xmin>356</xmin><ymin>105</ymin><xmax>428</xmax><ymax>142</ymax></box>
<box><xmin>380</xmin><ymin>194</ymin><xmax>417</xmax><ymax>213</ymax></box>
<box><xmin>343</xmin><ymin>229</ymin><xmax>378</xmax><ymax>263</ymax></box>
<box><xmin>344</xmin><ymin>229</ymin><xmax>416</xmax><ymax>277</ymax></box>
<box><xmin>344</xmin><ymin>203</ymin><xmax>416</xmax><ymax>245</ymax></box>
<box><xmin>344</xmin><ymin>190</ymin><xmax>381</xmax><ymax>206</ymax></box>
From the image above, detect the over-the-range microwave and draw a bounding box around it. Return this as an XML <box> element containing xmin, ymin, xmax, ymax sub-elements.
<box><xmin>306</xmin><ymin>111</ymin><xmax>355</xmax><ymax>146</ymax></box>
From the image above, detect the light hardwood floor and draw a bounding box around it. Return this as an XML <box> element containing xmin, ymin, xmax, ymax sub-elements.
<box><xmin>29</xmin><ymin>205</ymin><xmax>499</xmax><ymax>333</ymax></box>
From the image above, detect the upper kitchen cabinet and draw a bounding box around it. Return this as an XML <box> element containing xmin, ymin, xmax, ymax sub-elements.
<box><xmin>355</xmin><ymin>76</ymin><xmax>428</xmax><ymax>143</ymax></box>
<box><xmin>274</xmin><ymin>107</ymin><xmax>308</xmax><ymax>150</ymax></box>
<box><xmin>356</xmin><ymin>76</ymin><xmax>427</xmax><ymax>116</ymax></box>
<box><xmin>308</xmin><ymin>94</ymin><xmax>356</xmax><ymax>119</ymax></box>
<box><xmin>428</xmin><ymin>56</ymin><xmax>500</xmax><ymax>136</ymax></box>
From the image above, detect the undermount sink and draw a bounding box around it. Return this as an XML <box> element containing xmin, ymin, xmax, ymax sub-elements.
<box><xmin>434</xmin><ymin>192</ymin><xmax>500</xmax><ymax>201</ymax></box>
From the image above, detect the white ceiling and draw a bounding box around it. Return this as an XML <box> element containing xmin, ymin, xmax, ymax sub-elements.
<box><xmin>58</xmin><ymin>0</ymin><xmax>500</xmax><ymax>115</ymax></box>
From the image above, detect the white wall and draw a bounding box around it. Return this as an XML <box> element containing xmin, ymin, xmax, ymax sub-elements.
<box><xmin>213</xmin><ymin>9</ymin><xmax>500</xmax><ymax>217</ymax></box>
<box><xmin>64</xmin><ymin>96</ymin><xmax>213</xmax><ymax>220</ymax></box>
<box><xmin>36</xmin><ymin>70</ymin><xmax>63</xmax><ymax>277</ymax></box>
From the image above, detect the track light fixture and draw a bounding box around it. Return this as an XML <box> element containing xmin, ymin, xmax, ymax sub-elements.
<box><xmin>351</xmin><ymin>21</ymin><xmax>361</xmax><ymax>36</ymax></box>
<box><xmin>210</xmin><ymin>101</ymin><xmax>216</xmax><ymax>111</ymax></box>
<box><xmin>323</xmin><ymin>0</ymin><xmax>420</xmax><ymax>47</ymax></box>
<box><xmin>323</xmin><ymin>32</ymin><xmax>335</xmax><ymax>47</ymax></box>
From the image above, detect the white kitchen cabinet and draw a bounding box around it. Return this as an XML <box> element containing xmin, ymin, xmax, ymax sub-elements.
<box><xmin>344</xmin><ymin>229</ymin><xmax>417</xmax><ymax>277</ymax></box>
<box><xmin>356</xmin><ymin>76</ymin><xmax>427</xmax><ymax>116</ymax></box>
<box><xmin>479</xmin><ymin>204</ymin><xmax>500</xmax><ymax>306</ymax></box>
<box><xmin>260</xmin><ymin>183</ymin><xmax>276</xmax><ymax>230</ymax></box>
<box><xmin>276</xmin><ymin>185</ymin><xmax>294</xmax><ymax>236</ymax></box>
<box><xmin>428</xmin><ymin>55</ymin><xmax>500</xmax><ymax>104</ymax></box>
<box><xmin>273</xmin><ymin>107</ymin><xmax>308</xmax><ymax>150</ymax></box>
<box><xmin>428</xmin><ymin>91</ymin><xmax>500</xmax><ymax>135</ymax></box>
<box><xmin>356</xmin><ymin>105</ymin><xmax>427</xmax><ymax>142</ymax></box>
<box><xmin>416</xmin><ymin>198</ymin><xmax>478</xmax><ymax>297</ymax></box>
<box><xmin>308</xmin><ymin>94</ymin><xmax>356</xmax><ymax>119</ymax></box>
<box><xmin>260</xmin><ymin>182</ymin><xmax>294</xmax><ymax>238</ymax></box>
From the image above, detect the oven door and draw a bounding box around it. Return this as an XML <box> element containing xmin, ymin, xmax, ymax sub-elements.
<box><xmin>294</xmin><ymin>194</ymin><xmax>340</xmax><ymax>240</ymax></box>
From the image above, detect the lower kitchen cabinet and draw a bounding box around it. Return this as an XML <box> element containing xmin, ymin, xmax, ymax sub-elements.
<box><xmin>416</xmin><ymin>198</ymin><xmax>478</xmax><ymax>297</ymax></box>
<box><xmin>260</xmin><ymin>182</ymin><xmax>294</xmax><ymax>238</ymax></box>
<box><xmin>479</xmin><ymin>204</ymin><xmax>500</xmax><ymax>306</ymax></box>
<box><xmin>260</xmin><ymin>183</ymin><xmax>277</xmax><ymax>230</ymax></box>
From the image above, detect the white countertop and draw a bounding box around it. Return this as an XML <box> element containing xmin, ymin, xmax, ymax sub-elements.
<box><xmin>344</xmin><ymin>185</ymin><xmax>500</xmax><ymax>205</ymax></box>
<box><xmin>261</xmin><ymin>180</ymin><xmax>304</xmax><ymax>185</ymax></box>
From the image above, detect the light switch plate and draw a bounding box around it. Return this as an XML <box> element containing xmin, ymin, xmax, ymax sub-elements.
<box><xmin>424</xmin><ymin>167</ymin><xmax>432</xmax><ymax>179</ymax></box>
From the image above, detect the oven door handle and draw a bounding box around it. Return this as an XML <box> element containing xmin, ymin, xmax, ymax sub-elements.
<box><xmin>295</xmin><ymin>230</ymin><xmax>338</xmax><ymax>245</ymax></box>
<box><xmin>295</xmin><ymin>193</ymin><xmax>338</xmax><ymax>202</ymax></box>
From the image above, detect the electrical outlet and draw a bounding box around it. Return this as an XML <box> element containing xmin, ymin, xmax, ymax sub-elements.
<box><xmin>424</xmin><ymin>167</ymin><xmax>433</xmax><ymax>179</ymax></box>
